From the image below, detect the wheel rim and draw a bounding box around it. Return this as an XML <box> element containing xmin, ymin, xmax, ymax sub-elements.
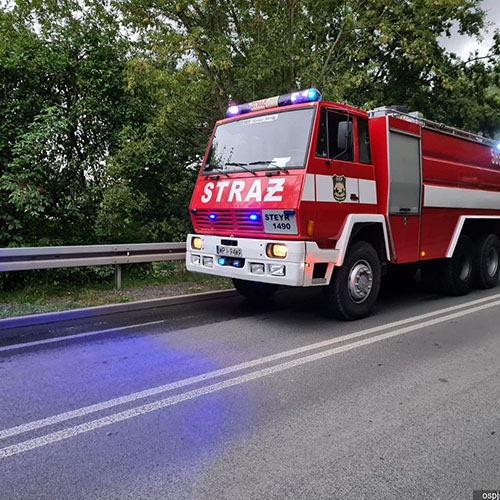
<box><xmin>348</xmin><ymin>260</ymin><xmax>373</xmax><ymax>303</ymax></box>
<box><xmin>458</xmin><ymin>256</ymin><xmax>472</xmax><ymax>282</ymax></box>
<box><xmin>486</xmin><ymin>246</ymin><xmax>499</xmax><ymax>277</ymax></box>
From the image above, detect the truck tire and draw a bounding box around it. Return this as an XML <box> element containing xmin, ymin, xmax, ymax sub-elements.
<box><xmin>325</xmin><ymin>241</ymin><xmax>381</xmax><ymax>320</ymax></box>
<box><xmin>439</xmin><ymin>235</ymin><xmax>474</xmax><ymax>296</ymax></box>
<box><xmin>232</xmin><ymin>278</ymin><xmax>279</xmax><ymax>303</ymax></box>
<box><xmin>474</xmin><ymin>233</ymin><xmax>500</xmax><ymax>289</ymax></box>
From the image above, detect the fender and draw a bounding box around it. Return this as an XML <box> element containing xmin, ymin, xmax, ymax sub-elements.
<box><xmin>446</xmin><ymin>215</ymin><xmax>500</xmax><ymax>258</ymax></box>
<box><xmin>334</xmin><ymin>214</ymin><xmax>391</xmax><ymax>266</ymax></box>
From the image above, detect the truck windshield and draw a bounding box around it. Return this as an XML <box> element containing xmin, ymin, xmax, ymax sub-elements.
<box><xmin>203</xmin><ymin>108</ymin><xmax>315</xmax><ymax>174</ymax></box>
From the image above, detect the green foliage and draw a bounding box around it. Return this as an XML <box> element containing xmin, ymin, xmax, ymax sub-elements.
<box><xmin>0</xmin><ymin>0</ymin><xmax>133</xmax><ymax>246</ymax></box>
<box><xmin>117</xmin><ymin>0</ymin><xmax>499</xmax><ymax>125</ymax></box>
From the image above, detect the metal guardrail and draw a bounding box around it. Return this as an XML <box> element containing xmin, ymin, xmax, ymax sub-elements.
<box><xmin>0</xmin><ymin>242</ymin><xmax>186</xmax><ymax>290</ymax></box>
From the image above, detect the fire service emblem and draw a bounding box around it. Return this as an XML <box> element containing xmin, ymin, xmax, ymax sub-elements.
<box><xmin>333</xmin><ymin>175</ymin><xmax>346</xmax><ymax>202</ymax></box>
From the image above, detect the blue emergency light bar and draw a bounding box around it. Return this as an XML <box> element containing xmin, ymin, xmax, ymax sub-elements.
<box><xmin>226</xmin><ymin>88</ymin><xmax>322</xmax><ymax>117</ymax></box>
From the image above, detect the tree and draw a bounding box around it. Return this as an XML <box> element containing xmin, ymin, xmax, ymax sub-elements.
<box><xmin>117</xmin><ymin>0</ymin><xmax>499</xmax><ymax>132</ymax></box>
<box><xmin>0</xmin><ymin>0</ymin><xmax>132</xmax><ymax>246</ymax></box>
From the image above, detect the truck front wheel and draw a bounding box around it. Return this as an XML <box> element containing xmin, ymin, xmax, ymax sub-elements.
<box><xmin>325</xmin><ymin>241</ymin><xmax>381</xmax><ymax>320</ymax></box>
<box><xmin>232</xmin><ymin>278</ymin><xmax>279</xmax><ymax>303</ymax></box>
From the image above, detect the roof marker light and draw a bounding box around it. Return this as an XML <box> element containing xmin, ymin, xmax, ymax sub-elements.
<box><xmin>226</xmin><ymin>88</ymin><xmax>321</xmax><ymax>117</ymax></box>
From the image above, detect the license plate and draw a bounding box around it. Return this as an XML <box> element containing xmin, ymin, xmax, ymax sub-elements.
<box><xmin>216</xmin><ymin>245</ymin><xmax>242</xmax><ymax>257</ymax></box>
<box><xmin>262</xmin><ymin>210</ymin><xmax>298</xmax><ymax>235</ymax></box>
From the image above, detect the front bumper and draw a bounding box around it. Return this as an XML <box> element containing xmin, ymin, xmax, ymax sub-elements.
<box><xmin>186</xmin><ymin>234</ymin><xmax>339</xmax><ymax>287</ymax></box>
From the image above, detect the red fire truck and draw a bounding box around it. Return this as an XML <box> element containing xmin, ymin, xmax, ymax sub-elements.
<box><xmin>186</xmin><ymin>88</ymin><xmax>500</xmax><ymax>319</ymax></box>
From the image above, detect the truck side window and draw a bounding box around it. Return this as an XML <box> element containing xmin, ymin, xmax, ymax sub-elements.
<box><xmin>315</xmin><ymin>108</ymin><xmax>353</xmax><ymax>161</ymax></box>
<box><xmin>315</xmin><ymin>108</ymin><xmax>328</xmax><ymax>157</ymax></box>
<box><xmin>328</xmin><ymin>112</ymin><xmax>353</xmax><ymax>161</ymax></box>
<box><xmin>358</xmin><ymin>118</ymin><xmax>372</xmax><ymax>164</ymax></box>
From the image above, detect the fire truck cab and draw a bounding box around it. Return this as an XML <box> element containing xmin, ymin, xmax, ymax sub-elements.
<box><xmin>186</xmin><ymin>88</ymin><xmax>500</xmax><ymax>319</ymax></box>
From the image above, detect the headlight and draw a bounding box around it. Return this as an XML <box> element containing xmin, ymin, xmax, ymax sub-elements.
<box><xmin>266</xmin><ymin>243</ymin><xmax>288</xmax><ymax>259</ymax></box>
<box><xmin>191</xmin><ymin>237</ymin><xmax>202</xmax><ymax>250</ymax></box>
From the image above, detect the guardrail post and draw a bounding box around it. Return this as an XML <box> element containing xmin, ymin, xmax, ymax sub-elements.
<box><xmin>115</xmin><ymin>264</ymin><xmax>122</xmax><ymax>291</ymax></box>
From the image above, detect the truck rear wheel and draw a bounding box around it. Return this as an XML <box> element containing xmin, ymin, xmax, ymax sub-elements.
<box><xmin>325</xmin><ymin>241</ymin><xmax>381</xmax><ymax>320</ymax></box>
<box><xmin>439</xmin><ymin>235</ymin><xmax>474</xmax><ymax>296</ymax></box>
<box><xmin>474</xmin><ymin>233</ymin><xmax>500</xmax><ymax>289</ymax></box>
<box><xmin>232</xmin><ymin>278</ymin><xmax>279</xmax><ymax>303</ymax></box>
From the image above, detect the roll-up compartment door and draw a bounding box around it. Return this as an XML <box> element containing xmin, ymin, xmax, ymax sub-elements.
<box><xmin>388</xmin><ymin>131</ymin><xmax>421</xmax><ymax>215</ymax></box>
<box><xmin>387</xmin><ymin>129</ymin><xmax>422</xmax><ymax>263</ymax></box>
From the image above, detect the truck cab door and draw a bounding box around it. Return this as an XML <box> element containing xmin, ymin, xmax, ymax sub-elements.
<box><xmin>307</xmin><ymin>108</ymin><xmax>378</xmax><ymax>243</ymax></box>
<box><xmin>313</xmin><ymin>108</ymin><xmax>360</xmax><ymax>204</ymax></box>
<box><xmin>387</xmin><ymin>127</ymin><xmax>422</xmax><ymax>263</ymax></box>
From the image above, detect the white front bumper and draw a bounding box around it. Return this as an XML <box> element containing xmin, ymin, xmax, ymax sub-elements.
<box><xmin>186</xmin><ymin>234</ymin><xmax>339</xmax><ymax>287</ymax></box>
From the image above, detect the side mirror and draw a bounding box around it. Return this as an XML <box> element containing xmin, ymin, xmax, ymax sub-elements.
<box><xmin>337</xmin><ymin>121</ymin><xmax>353</xmax><ymax>151</ymax></box>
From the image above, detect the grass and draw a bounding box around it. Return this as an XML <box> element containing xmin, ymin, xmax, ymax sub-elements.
<box><xmin>0</xmin><ymin>262</ymin><xmax>232</xmax><ymax>319</ymax></box>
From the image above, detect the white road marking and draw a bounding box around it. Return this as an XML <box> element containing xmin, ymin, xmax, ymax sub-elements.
<box><xmin>1</xmin><ymin>296</ymin><xmax>500</xmax><ymax>458</ymax></box>
<box><xmin>1</xmin><ymin>292</ymin><xmax>500</xmax><ymax>441</ymax></box>
<box><xmin>0</xmin><ymin>320</ymin><xmax>168</xmax><ymax>353</ymax></box>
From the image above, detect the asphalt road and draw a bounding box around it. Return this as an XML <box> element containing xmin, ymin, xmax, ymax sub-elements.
<box><xmin>0</xmin><ymin>282</ymin><xmax>499</xmax><ymax>500</ymax></box>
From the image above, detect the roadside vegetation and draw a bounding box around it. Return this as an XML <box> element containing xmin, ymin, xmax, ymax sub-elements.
<box><xmin>0</xmin><ymin>262</ymin><xmax>231</xmax><ymax>319</ymax></box>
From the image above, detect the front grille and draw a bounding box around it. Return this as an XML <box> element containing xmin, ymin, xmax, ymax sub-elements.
<box><xmin>193</xmin><ymin>209</ymin><xmax>263</xmax><ymax>232</ymax></box>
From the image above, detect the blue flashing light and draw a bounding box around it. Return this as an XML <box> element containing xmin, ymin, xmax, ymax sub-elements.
<box><xmin>278</xmin><ymin>88</ymin><xmax>322</xmax><ymax>107</ymax></box>
<box><xmin>225</xmin><ymin>103</ymin><xmax>252</xmax><ymax>117</ymax></box>
<box><xmin>232</xmin><ymin>260</ymin><xmax>243</xmax><ymax>268</ymax></box>
<box><xmin>497</xmin><ymin>142</ymin><xmax>500</xmax><ymax>151</ymax></box>
<box><xmin>209</xmin><ymin>213</ymin><xmax>217</xmax><ymax>220</ymax></box>
<box><xmin>249</xmin><ymin>214</ymin><xmax>259</xmax><ymax>221</ymax></box>
<box><xmin>218</xmin><ymin>257</ymin><xmax>226</xmax><ymax>266</ymax></box>
<box><xmin>307</xmin><ymin>88</ymin><xmax>319</xmax><ymax>101</ymax></box>
<box><xmin>226</xmin><ymin>88</ymin><xmax>321</xmax><ymax>117</ymax></box>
